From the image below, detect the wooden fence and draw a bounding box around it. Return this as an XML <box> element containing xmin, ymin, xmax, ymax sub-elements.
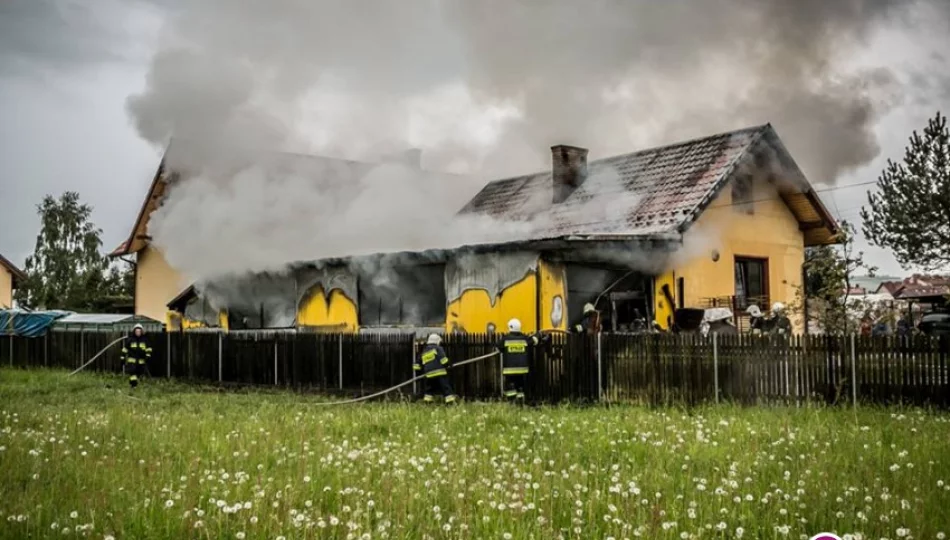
<box><xmin>1</xmin><ymin>330</ymin><xmax>948</xmax><ymax>407</ymax></box>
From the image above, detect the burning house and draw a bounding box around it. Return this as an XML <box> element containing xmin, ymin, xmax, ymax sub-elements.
<box><xmin>112</xmin><ymin>124</ymin><xmax>839</xmax><ymax>334</ymax></box>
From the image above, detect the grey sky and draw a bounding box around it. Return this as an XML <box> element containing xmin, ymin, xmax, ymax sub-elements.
<box><xmin>1</xmin><ymin>0</ymin><xmax>948</xmax><ymax>277</ymax></box>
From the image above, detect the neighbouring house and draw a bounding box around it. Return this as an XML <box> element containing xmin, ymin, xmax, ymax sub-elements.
<box><xmin>113</xmin><ymin>124</ymin><xmax>840</xmax><ymax>334</ymax></box>
<box><xmin>875</xmin><ymin>275</ymin><xmax>950</xmax><ymax>309</ymax></box>
<box><xmin>0</xmin><ymin>254</ymin><xmax>25</xmax><ymax>309</ymax></box>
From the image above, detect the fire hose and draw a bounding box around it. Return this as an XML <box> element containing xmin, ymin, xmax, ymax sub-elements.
<box><xmin>312</xmin><ymin>350</ymin><xmax>500</xmax><ymax>406</ymax></box>
<box><xmin>68</xmin><ymin>336</ymin><xmax>127</xmax><ymax>377</ymax></box>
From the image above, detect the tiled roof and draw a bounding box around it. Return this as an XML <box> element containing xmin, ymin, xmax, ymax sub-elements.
<box><xmin>460</xmin><ymin>125</ymin><xmax>794</xmax><ymax>240</ymax></box>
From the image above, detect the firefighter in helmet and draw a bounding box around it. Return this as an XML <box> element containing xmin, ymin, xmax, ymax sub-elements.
<box><xmin>414</xmin><ymin>334</ymin><xmax>458</xmax><ymax>404</ymax></box>
<box><xmin>770</xmin><ymin>302</ymin><xmax>792</xmax><ymax>336</ymax></box>
<box><xmin>499</xmin><ymin>318</ymin><xmax>548</xmax><ymax>402</ymax></box>
<box><xmin>574</xmin><ymin>303</ymin><xmax>602</xmax><ymax>334</ymax></box>
<box><xmin>122</xmin><ymin>324</ymin><xmax>151</xmax><ymax>389</ymax></box>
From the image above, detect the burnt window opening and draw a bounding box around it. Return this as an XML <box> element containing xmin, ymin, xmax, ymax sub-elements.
<box><xmin>358</xmin><ymin>264</ymin><xmax>446</xmax><ymax>327</ymax></box>
<box><xmin>732</xmin><ymin>174</ymin><xmax>754</xmax><ymax>215</ymax></box>
<box><xmin>565</xmin><ymin>264</ymin><xmax>651</xmax><ymax>332</ymax></box>
<box><xmin>228</xmin><ymin>304</ymin><xmax>266</xmax><ymax>330</ymax></box>
<box><xmin>734</xmin><ymin>257</ymin><xmax>768</xmax><ymax>310</ymax></box>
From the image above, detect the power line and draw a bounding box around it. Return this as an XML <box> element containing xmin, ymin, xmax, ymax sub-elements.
<box><xmin>703</xmin><ymin>179</ymin><xmax>879</xmax><ymax>211</ymax></box>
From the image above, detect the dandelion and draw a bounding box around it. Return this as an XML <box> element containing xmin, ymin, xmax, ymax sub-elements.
<box><xmin>503</xmin><ymin>533</ymin><xmax>513</xmax><ymax>540</ymax></box>
<box><xmin>250</xmin><ymin>516</ymin><xmax>259</xmax><ymax>525</ymax></box>
<box><xmin>69</xmin><ymin>511</ymin><xmax>78</xmax><ymax>519</ymax></box>
<box><xmin>165</xmin><ymin>500</ymin><xmax>174</xmax><ymax>509</ymax></box>
<box><xmin>896</xmin><ymin>528</ymin><xmax>910</xmax><ymax>538</ymax></box>
<box><xmin>193</xmin><ymin>521</ymin><xmax>204</xmax><ymax>529</ymax></box>
<box><xmin>736</xmin><ymin>527</ymin><xmax>745</xmax><ymax>538</ymax></box>
<box><xmin>776</xmin><ymin>525</ymin><xmax>790</xmax><ymax>536</ymax></box>
<box><xmin>236</xmin><ymin>533</ymin><xmax>246</xmax><ymax>539</ymax></box>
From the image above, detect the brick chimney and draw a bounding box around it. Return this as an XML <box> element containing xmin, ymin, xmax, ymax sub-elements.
<box><xmin>551</xmin><ymin>145</ymin><xmax>588</xmax><ymax>204</ymax></box>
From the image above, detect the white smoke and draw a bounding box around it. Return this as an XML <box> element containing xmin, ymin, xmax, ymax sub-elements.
<box><xmin>128</xmin><ymin>0</ymin><xmax>950</xmax><ymax>284</ymax></box>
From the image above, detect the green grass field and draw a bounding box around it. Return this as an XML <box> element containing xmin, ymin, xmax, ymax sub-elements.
<box><xmin>1</xmin><ymin>370</ymin><xmax>949</xmax><ymax>540</ymax></box>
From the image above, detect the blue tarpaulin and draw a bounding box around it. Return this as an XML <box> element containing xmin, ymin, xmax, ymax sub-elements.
<box><xmin>0</xmin><ymin>310</ymin><xmax>70</xmax><ymax>337</ymax></box>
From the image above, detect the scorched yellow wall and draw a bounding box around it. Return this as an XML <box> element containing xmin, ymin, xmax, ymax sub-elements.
<box><xmin>166</xmin><ymin>310</ymin><xmax>230</xmax><ymax>332</ymax></box>
<box><xmin>136</xmin><ymin>245</ymin><xmax>187</xmax><ymax>325</ymax></box>
<box><xmin>0</xmin><ymin>267</ymin><xmax>12</xmax><ymax>309</ymax></box>
<box><xmin>446</xmin><ymin>272</ymin><xmax>538</xmax><ymax>335</ymax></box>
<box><xmin>538</xmin><ymin>259</ymin><xmax>567</xmax><ymax>332</ymax></box>
<box><xmin>298</xmin><ymin>288</ymin><xmax>358</xmax><ymax>332</ymax></box>
<box><xmin>658</xmin><ymin>177</ymin><xmax>805</xmax><ymax>330</ymax></box>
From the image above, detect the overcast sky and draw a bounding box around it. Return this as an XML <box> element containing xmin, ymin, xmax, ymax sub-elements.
<box><xmin>0</xmin><ymin>0</ymin><xmax>948</xmax><ymax>277</ymax></box>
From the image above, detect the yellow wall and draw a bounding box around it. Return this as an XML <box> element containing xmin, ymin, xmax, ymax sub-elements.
<box><xmin>663</xmin><ymin>177</ymin><xmax>805</xmax><ymax>327</ymax></box>
<box><xmin>0</xmin><ymin>268</ymin><xmax>12</xmax><ymax>309</ymax></box>
<box><xmin>298</xmin><ymin>288</ymin><xmax>358</xmax><ymax>332</ymax></box>
<box><xmin>446</xmin><ymin>272</ymin><xmax>538</xmax><ymax>335</ymax></box>
<box><xmin>538</xmin><ymin>259</ymin><xmax>567</xmax><ymax>332</ymax></box>
<box><xmin>654</xmin><ymin>272</ymin><xmax>676</xmax><ymax>330</ymax></box>
<box><xmin>136</xmin><ymin>245</ymin><xmax>187</xmax><ymax>324</ymax></box>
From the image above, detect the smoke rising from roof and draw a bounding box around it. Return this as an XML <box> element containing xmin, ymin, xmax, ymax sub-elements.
<box><xmin>128</xmin><ymin>0</ymin><xmax>949</xmax><ymax>283</ymax></box>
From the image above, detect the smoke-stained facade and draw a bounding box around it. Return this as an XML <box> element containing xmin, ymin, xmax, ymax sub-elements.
<box><xmin>125</xmin><ymin>124</ymin><xmax>840</xmax><ymax>335</ymax></box>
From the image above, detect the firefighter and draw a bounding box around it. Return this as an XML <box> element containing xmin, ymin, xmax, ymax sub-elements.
<box><xmin>747</xmin><ymin>305</ymin><xmax>766</xmax><ymax>335</ymax></box>
<box><xmin>500</xmin><ymin>318</ymin><xmax>545</xmax><ymax>402</ymax></box>
<box><xmin>574</xmin><ymin>303</ymin><xmax>601</xmax><ymax>334</ymax></box>
<box><xmin>122</xmin><ymin>324</ymin><xmax>151</xmax><ymax>389</ymax></box>
<box><xmin>414</xmin><ymin>334</ymin><xmax>458</xmax><ymax>404</ymax></box>
<box><xmin>770</xmin><ymin>302</ymin><xmax>792</xmax><ymax>336</ymax></box>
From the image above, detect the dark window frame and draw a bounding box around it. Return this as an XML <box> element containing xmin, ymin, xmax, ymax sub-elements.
<box><xmin>734</xmin><ymin>256</ymin><xmax>769</xmax><ymax>308</ymax></box>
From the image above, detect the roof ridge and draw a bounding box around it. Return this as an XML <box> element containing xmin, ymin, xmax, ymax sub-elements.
<box><xmin>479</xmin><ymin>123</ymin><xmax>771</xmax><ymax>187</ymax></box>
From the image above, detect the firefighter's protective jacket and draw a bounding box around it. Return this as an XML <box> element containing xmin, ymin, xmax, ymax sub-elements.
<box><xmin>500</xmin><ymin>332</ymin><xmax>540</xmax><ymax>375</ymax></box>
<box><xmin>123</xmin><ymin>335</ymin><xmax>151</xmax><ymax>366</ymax></box>
<box><xmin>415</xmin><ymin>344</ymin><xmax>450</xmax><ymax>378</ymax></box>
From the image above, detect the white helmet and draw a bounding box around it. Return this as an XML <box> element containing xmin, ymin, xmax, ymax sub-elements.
<box><xmin>426</xmin><ymin>333</ymin><xmax>442</xmax><ymax>345</ymax></box>
<box><xmin>583</xmin><ymin>303</ymin><xmax>596</xmax><ymax>314</ymax></box>
<box><xmin>746</xmin><ymin>305</ymin><xmax>762</xmax><ymax>318</ymax></box>
<box><xmin>771</xmin><ymin>302</ymin><xmax>785</xmax><ymax>314</ymax></box>
<box><xmin>133</xmin><ymin>323</ymin><xmax>144</xmax><ymax>333</ymax></box>
<box><xmin>507</xmin><ymin>318</ymin><xmax>522</xmax><ymax>333</ymax></box>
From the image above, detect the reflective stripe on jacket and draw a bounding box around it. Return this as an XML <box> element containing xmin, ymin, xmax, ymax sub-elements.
<box><xmin>416</xmin><ymin>344</ymin><xmax>449</xmax><ymax>378</ymax></box>
<box><xmin>500</xmin><ymin>332</ymin><xmax>538</xmax><ymax>375</ymax></box>
<box><xmin>123</xmin><ymin>337</ymin><xmax>152</xmax><ymax>365</ymax></box>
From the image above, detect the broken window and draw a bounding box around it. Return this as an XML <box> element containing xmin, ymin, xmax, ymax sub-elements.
<box><xmin>565</xmin><ymin>264</ymin><xmax>650</xmax><ymax>332</ymax></box>
<box><xmin>358</xmin><ymin>264</ymin><xmax>446</xmax><ymax>327</ymax></box>
<box><xmin>732</xmin><ymin>174</ymin><xmax>754</xmax><ymax>215</ymax></box>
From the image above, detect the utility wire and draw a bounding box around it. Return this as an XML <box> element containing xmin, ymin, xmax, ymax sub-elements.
<box><xmin>703</xmin><ymin>179</ymin><xmax>878</xmax><ymax>212</ymax></box>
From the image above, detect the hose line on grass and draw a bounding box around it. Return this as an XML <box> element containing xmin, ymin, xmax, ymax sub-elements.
<box><xmin>68</xmin><ymin>337</ymin><xmax>127</xmax><ymax>377</ymax></box>
<box><xmin>312</xmin><ymin>350</ymin><xmax>500</xmax><ymax>406</ymax></box>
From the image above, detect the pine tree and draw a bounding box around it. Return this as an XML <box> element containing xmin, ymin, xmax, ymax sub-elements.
<box><xmin>861</xmin><ymin>112</ymin><xmax>950</xmax><ymax>271</ymax></box>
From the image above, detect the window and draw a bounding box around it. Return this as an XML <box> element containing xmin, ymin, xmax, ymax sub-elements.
<box><xmin>732</xmin><ymin>174</ymin><xmax>753</xmax><ymax>214</ymax></box>
<box><xmin>734</xmin><ymin>257</ymin><xmax>768</xmax><ymax>309</ymax></box>
<box><xmin>358</xmin><ymin>264</ymin><xmax>446</xmax><ymax>326</ymax></box>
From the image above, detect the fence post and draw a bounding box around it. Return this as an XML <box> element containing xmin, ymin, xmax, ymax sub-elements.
<box><xmin>274</xmin><ymin>340</ymin><xmax>279</xmax><ymax>386</ymax></box>
<box><xmin>851</xmin><ymin>334</ymin><xmax>858</xmax><ymax>408</ymax></box>
<box><xmin>338</xmin><ymin>334</ymin><xmax>344</xmax><ymax>390</ymax></box>
<box><xmin>9</xmin><ymin>335</ymin><xmax>13</xmax><ymax>367</ymax></box>
<box><xmin>411</xmin><ymin>340</ymin><xmax>417</xmax><ymax>396</ymax></box>
<box><xmin>80</xmin><ymin>330</ymin><xmax>84</xmax><ymax>369</ymax></box>
<box><xmin>596</xmin><ymin>332</ymin><xmax>603</xmax><ymax>402</ymax></box>
<box><xmin>713</xmin><ymin>332</ymin><xmax>719</xmax><ymax>404</ymax></box>
<box><xmin>166</xmin><ymin>332</ymin><xmax>171</xmax><ymax>379</ymax></box>
<box><xmin>218</xmin><ymin>332</ymin><xmax>223</xmax><ymax>383</ymax></box>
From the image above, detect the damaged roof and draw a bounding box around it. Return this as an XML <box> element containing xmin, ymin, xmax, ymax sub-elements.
<box><xmin>460</xmin><ymin>124</ymin><xmax>839</xmax><ymax>246</ymax></box>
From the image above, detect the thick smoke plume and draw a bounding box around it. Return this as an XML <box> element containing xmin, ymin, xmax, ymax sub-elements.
<box><xmin>129</xmin><ymin>0</ymin><xmax>950</xmax><ymax>285</ymax></box>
